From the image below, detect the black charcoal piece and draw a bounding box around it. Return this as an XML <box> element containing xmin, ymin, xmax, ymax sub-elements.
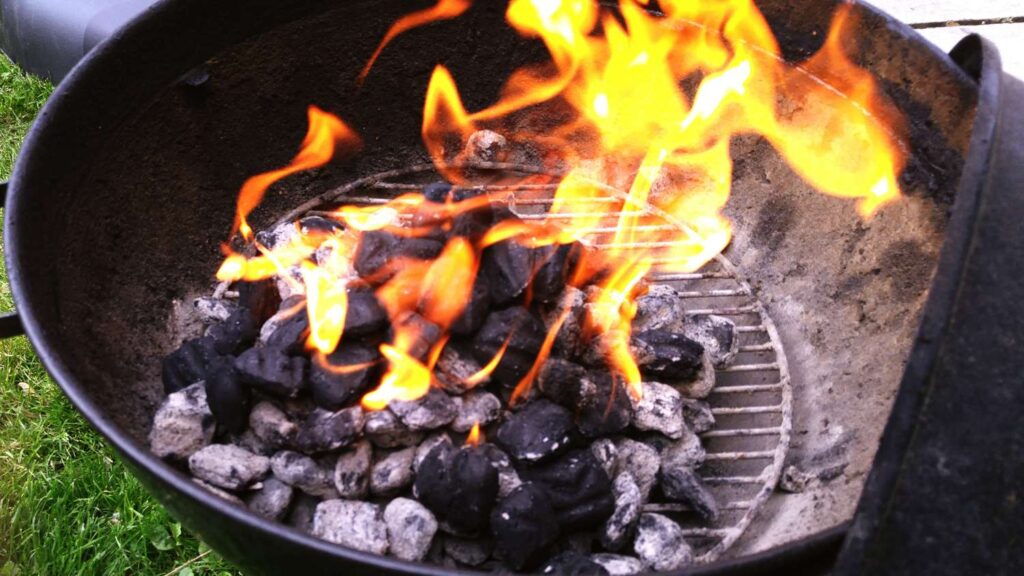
<box><xmin>536</xmin><ymin>358</ymin><xmax>588</xmax><ymax>406</ymax></box>
<box><xmin>237</xmin><ymin>278</ymin><xmax>282</xmax><ymax>326</ymax></box>
<box><xmin>631</xmin><ymin>331</ymin><xmax>705</xmax><ymax>381</ymax></box>
<box><xmin>285</xmin><ymin>492</ymin><xmax>320</xmax><ymax>533</ymax></box>
<box><xmin>344</xmin><ymin>291</ymin><xmax>388</xmax><ymax>337</ymax></box>
<box><xmin>204</xmin><ymin>357</ymin><xmax>250</xmax><ymax>434</ymax></box>
<box><xmin>265</xmin><ymin>310</ymin><xmax>310</xmax><ymax>354</ymax></box>
<box><xmin>481</xmin><ymin>240</ymin><xmax>537</xmax><ymax>305</ymax></box>
<box><xmin>435</xmin><ymin>343</ymin><xmax>485</xmax><ymax>393</ymax></box>
<box><xmin>532</xmin><ymin>243</ymin><xmax>582</xmax><ymax>304</ymax></box>
<box><xmin>206</xmin><ymin>307</ymin><xmax>259</xmax><ymax>355</ymax></box>
<box><xmin>479</xmin><ymin>444</ymin><xmax>524</xmax><ymax>498</ymax></box>
<box><xmin>423</xmin><ymin>182</ymin><xmax>453</xmax><ymax>202</ymax></box>
<box><xmin>660</xmin><ymin>466</ymin><xmax>719</xmax><ymax>521</ymax></box>
<box><xmin>234</xmin><ymin>346</ymin><xmax>307</xmax><ymax>398</ymax></box>
<box><xmin>161</xmin><ymin>337</ymin><xmax>221</xmax><ymax>395</ymax></box>
<box><xmin>577</xmin><ymin>373</ymin><xmax>633</xmax><ymax>438</ymax></box>
<box><xmin>245</xmin><ymin>476</ymin><xmax>294</xmax><ymax>521</ymax></box>
<box><xmin>391</xmin><ymin>312</ymin><xmax>442</xmax><ymax>360</ymax></box>
<box><xmin>294</xmin><ymin>406</ymin><xmax>364</xmax><ymax>453</ymax></box>
<box><xmin>681</xmin><ymin>398</ymin><xmax>715</xmax><ymax>434</ymax></box>
<box><xmin>471</xmin><ymin>307</ymin><xmax>546</xmax><ymax>386</ymax></box>
<box><xmin>520</xmin><ymin>449</ymin><xmax>614</xmax><ymax>530</ymax></box>
<box><xmin>490</xmin><ymin>483</ymin><xmax>560</xmax><ymax>570</ymax></box>
<box><xmin>450</xmin><ymin>276</ymin><xmax>492</xmax><ymax>336</ymax></box>
<box><xmin>542</xmin><ymin>551</ymin><xmax>610</xmax><ymax>576</ymax></box>
<box><xmin>299</xmin><ymin>215</ymin><xmax>342</xmax><ymax>235</ymax></box>
<box><xmin>354</xmin><ymin>230</ymin><xmax>444</xmax><ymax>278</ymax></box>
<box><xmin>413</xmin><ymin>443</ymin><xmax>499</xmax><ymax>535</ymax></box>
<box><xmin>308</xmin><ymin>344</ymin><xmax>380</xmax><ymax>410</ymax></box>
<box><xmin>496</xmin><ymin>399</ymin><xmax>574</xmax><ymax>462</ymax></box>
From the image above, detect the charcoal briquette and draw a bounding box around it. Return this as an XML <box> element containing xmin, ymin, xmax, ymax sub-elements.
<box><xmin>234</xmin><ymin>346</ymin><xmax>307</xmax><ymax>398</ymax></box>
<box><xmin>449</xmin><ymin>276</ymin><xmax>492</xmax><ymax>336</ymax></box>
<box><xmin>532</xmin><ymin>243</ymin><xmax>582</xmax><ymax>304</ymax></box>
<box><xmin>495</xmin><ymin>399</ymin><xmax>574</xmax><ymax>462</ymax></box>
<box><xmin>413</xmin><ymin>443</ymin><xmax>499</xmax><ymax>535</ymax></box>
<box><xmin>542</xmin><ymin>551</ymin><xmax>610</xmax><ymax>575</ymax></box>
<box><xmin>294</xmin><ymin>406</ymin><xmax>364</xmax><ymax>453</ymax></box>
<box><xmin>490</xmin><ymin>482</ymin><xmax>560</xmax><ymax>570</ymax></box>
<box><xmin>354</xmin><ymin>230</ymin><xmax>444</xmax><ymax>278</ymax></box>
<box><xmin>576</xmin><ymin>373</ymin><xmax>633</xmax><ymax>438</ymax></box>
<box><xmin>344</xmin><ymin>291</ymin><xmax>388</xmax><ymax>337</ymax></box>
<box><xmin>161</xmin><ymin>337</ymin><xmax>221</xmax><ymax>395</ymax></box>
<box><xmin>265</xmin><ymin>309</ymin><xmax>310</xmax><ymax>354</ymax></box>
<box><xmin>204</xmin><ymin>356</ymin><xmax>251</xmax><ymax>434</ymax></box>
<box><xmin>308</xmin><ymin>344</ymin><xmax>380</xmax><ymax>410</ymax></box>
<box><xmin>206</xmin><ymin>307</ymin><xmax>259</xmax><ymax>355</ymax></box>
<box><xmin>236</xmin><ymin>278</ymin><xmax>282</xmax><ymax>326</ymax></box>
<box><xmin>520</xmin><ymin>449</ymin><xmax>614</xmax><ymax>531</ymax></box>
<box><xmin>471</xmin><ymin>307</ymin><xmax>546</xmax><ymax>387</ymax></box>
<box><xmin>659</xmin><ymin>466</ymin><xmax>718</xmax><ymax>521</ymax></box>
<box><xmin>631</xmin><ymin>330</ymin><xmax>704</xmax><ymax>381</ymax></box>
<box><xmin>481</xmin><ymin>240</ymin><xmax>540</xmax><ymax>306</ymax></box>
<box><xmin>391</xmin><ymin>312</ymin><xmax>442</xmax><ymax>360</ymax></box>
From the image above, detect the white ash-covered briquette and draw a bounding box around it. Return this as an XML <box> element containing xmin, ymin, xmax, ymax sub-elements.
<box><xmin>149</xmin><ymin>382</ymin><xmax>215</xmax><ymax>461</ymax></box>
<box><xmin>601</xmin><ymin>472</ymin><xmax>642</xmax><ymax>551</ymax></box>
<box><xmin>630</xmin><ymin>381</ymin><xmax>685</xmax><ymax>439</ymax></box>
<box><xmin>590</xmin><ymin>553</ymin><xmax>646</xmax><ymax>575</ymax></box>
<box><xmin>682</xmin><ymin>313</ymin><xmax>738</xmax><ymax>367</ymax></box>
<box><xmin>614</xmin><ymin>439</ymin><xmax>661</xmax><ymax>502</ymax></box>
<box><xmin>450</xmin><ymin>390</ymin><xmax>502</xmax><ymax>432</ymax></box>
<box><xmin>312</xmin><ymin>500</ymin><xmax>389</xmax><ymax>555</ymax></box>
<box><xmin>333</xmin><ymin>439</ymin><xmax>372</xmax><ymax>499</ymax></box>
<box><xmin>363</xmin><ymin>408</ymin><xmax>425</xmax><ymax>448</ymax></box>
<box><xmin>633</xmin><ymin>513</ymin><xmax>693</xmax><ymax>571</ymax></box>
<box><xmin>384</xmin><ymin>498</ymin><xmax>438</xmax><ymax>562</ymax></box>
<box><xmin>633</xmin><ymin>284</ymin><xmax>687</xmax><ymax>332</ymax></box>
<box><xmin>188</xmin><ymin>444</ymin><xmax>270</xmax><ymax>491</ymax></box>
<box><xmin>369</xmin><ymin>446</ymin><xmax>416</xmax><ymax>496</ymax></box>
<box><xmin>388</xmin><ymin>388</ymin><xmax>458</xmax><ymax>431</ymax></box>
<box><xmin>247</xmin><ymin>401</ymin><xmax>297</xmax><ymax>451</ymax></box>
<box><xmin>293</xmin><ymin>406</ymin><xmax>363</xmax><ymax>453</ymax></box>
<box><xmin>270</xmin><ymin>450</ymin><xmax>338</xmax><ymax>499</ymax></box>
<box><xmin>244</xmin><ymin>476</ymin><xmax>294</xmax><ymax>521</ymax></box>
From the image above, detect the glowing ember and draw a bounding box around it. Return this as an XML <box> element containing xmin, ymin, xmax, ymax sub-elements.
<box><xmin>217</xmin><ymin>0</ymin><xmax>905</xmax><ymax>410</ymax></box>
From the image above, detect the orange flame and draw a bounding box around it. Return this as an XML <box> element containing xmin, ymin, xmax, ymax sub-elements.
<box><xmin>466</xmin><ymin>422</ymin><xmax>483</xmax><ymax>446</ymax></box>
<box><xmin>218</xmin><ymin>0</ymin><xmax>906</xmax><ymax>410</ymax></box>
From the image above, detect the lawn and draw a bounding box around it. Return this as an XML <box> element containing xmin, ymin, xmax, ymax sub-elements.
<box><xmin>0</xmin><ymin>54</ymin><xmax>239</xmax><ymax>575</ymax></box>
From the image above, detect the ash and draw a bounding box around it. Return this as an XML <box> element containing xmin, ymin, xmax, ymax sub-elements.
<box><xmin>151</xmin><ymin>186</ymin><xmax>740</xmax><ymax>575</ymax></box>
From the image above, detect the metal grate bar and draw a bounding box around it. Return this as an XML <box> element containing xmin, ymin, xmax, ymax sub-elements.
<box><xmin>685</xmin><ymin>305</ymin><xmax>759</xmax><ymax>315</ymax></box>
<box><xmin>704</xmin><ymin>450</ymin><xmax>777</xmax><ymax>461</ymax></box>
<box><xmin>738</xmin><ymin>343</ymin><xmax>774</xmax><ymax>352</ymax></box>
<box><xmin>702</xmin><ymin>476</ymin><xmax>767</xmax><ymax>485</ymax></box>
<box><xmin>734</xmin><ymin>325</ymin><xmax>768</xmax><ymax>333</ymax></box>
<box><xmin>649</xmin><ymin>271</ymin><xmax>734</xmax><ymax>281</ymax></box>
<box><xmin>711</xmin><ymin>405</ymin><xmax>784</xmax><ymax>415</ymax></box>
<box><xmin>701</xmin><ymin>427</ymin><xmax>784</xmax><ymax>438</ymax></box>
<box><xmin>717</xmin><ymin>362</ymin><xmax>780</xmax><ymax>373</ymax></box>
<box><xmin>710</xmin><ymin>384</ymin><xmax>784</xmax><ymax>394</ymax></box>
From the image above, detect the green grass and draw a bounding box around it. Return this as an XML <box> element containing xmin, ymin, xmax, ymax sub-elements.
<box><xmin>0</xmin><ymin>55</ymin><xmax>239</xmax><ymax>575</ymax></box>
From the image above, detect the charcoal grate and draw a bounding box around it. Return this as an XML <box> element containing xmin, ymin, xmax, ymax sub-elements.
<box><xmin>220</xmin><ymin>161</ymin><xmax>792</xmax><ymax>564</ymax></box>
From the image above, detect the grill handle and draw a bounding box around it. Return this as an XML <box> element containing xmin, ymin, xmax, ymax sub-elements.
<box><xmin>0</xmin><ymin>180</ymin><xmax>25</xmax><ymax>339</ymax></box>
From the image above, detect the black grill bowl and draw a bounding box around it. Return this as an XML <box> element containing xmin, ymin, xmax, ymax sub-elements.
<box><xmin>3</xmin><ymin>0</ymin><xmax>1011</xmax><ymax>573</ymax></box>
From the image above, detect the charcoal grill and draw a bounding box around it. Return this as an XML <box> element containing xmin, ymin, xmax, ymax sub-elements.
<box><xmin>2</xmin><ymin>0</ymin><xmax>1023</xmax><ymax>574</ymax></box>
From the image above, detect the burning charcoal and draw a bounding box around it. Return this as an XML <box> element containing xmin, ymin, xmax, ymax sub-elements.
<box><xmin>294</xmin><ymin>406</ymin><xmax>364</xmax><ymax>453</ymax></box>
<box><xmin>245</xmin><ymin>476</ymin><xmax>294</xmax><ymax>521</ymax></box>
<box><xmin>389</xmin><ymin>388</ymin><xmax>458</xmax><ymax>431</ymax></box>
<box><xmin>443</xmin><ymin>535</ymin><xmax>493</xmax><ymax>566</ymax></box>
<box><xmin>520</xmin><ymin>449</ymin><xmax>614</xmax><ymax>530</ymax></box>
<box><xmin>548</xmin><ymin>286</ymin><xmax>587</xmax><ymax>358</ymax></box>
<box><xmin>286</xmin><ymin>493</ymin><xmax>320</xmax><ymax>533</ymax></box>
<box><xmin>472</xmin><ymin>307</ymin><xmax>546</xmax><ymax>386</ymax></box>
<box><xmin>577</xmin><ymin>373</ymin><xmax>633</xmax><ymax>438</ymax></box>
<box><xmin>633</xmin><ymin>513</ymin><xmax>693</xmax><ymax>571</ymax></box>
<box><xmin>590</xmin><ymin>439</ymin><xmax>618</xmax><ymax>479</ymax></box>
<box><xmin>677</xmin><ymin>352</ymin><xmax>716</xmax><ymax>398</ymax></box>
<box><xmin>601</xmin><ymin>473</ymin><xmax>642</xmax><ymax>551</ymax></box>
<box><xmin>481</xmin><ymin>241</ymin><xmax>537</xmax><ymax>305</ymax></box>
<box><xmin>466</xmin><ymin>129</ymin><xmax>508</xmax><ymax>163</ymax></box>
<box><xmin>384</xmin><ymin>498</ymin><xmax>438</xmax><ymax>561</ymax></box>
<box><xmin>450</xmin><ymin>276</ymin><xmax>492</xmax><ymax>336</ymax></box>
<box><xmin>313</xmin><ymin>500</ymin><xmax>389</xmax><ymax>555</ymax></box>
<box><xmin>435</xmin><ymin>343</ymin><xmax>486</xmax><ymax>393</ymax></box>
<box><xmin>161</xmin><ymin>337</ymin><xmax>220</xmax><ymax>395</ymax></box>
<box><xmin>630</xmin><ymin>381</ymin><xmax>684</xmax><ymax>439</ymax></box>
<box><xmin>479</xmin><ymin>444</ymin><xmax>523</xmax><ymax>498</ymax></box>
<box><xmin>370</xmin><ymin>447</ymin><xmax>416</xmax><ymax>496</ymax></box>
<box><xmin>543</xmin><ymin>551</ymin><xmax>610</xmax><ymax>575</ymax></box>
<box><xmin>149</xmin><ymin>382</ymin><xmax>215</xmax><ymax>461</ymax></box>
<box><xmin>391</xmin><ymin>312</ymin><xmax>442</xmax><ymax>360</ymax></box>
<box><xmin>660</xmin><ymin>466</ymin><xmax>718</xmax><ymax>521</ymax></box>
<box><xmin>631</xmin><ymin>330</ymin><xmax>704</xmax><ymax>381</ymax></box>
<box><xmin>308</xmin><ymin>344</ymin><xmax>380</xmax><ymax>410</ymax></box>
<box><xmin>206</xmin><ymin>307</ymin><xmax>259</xmax><ymax>355</ymax></box>
<box><xmin>614</xmin><ymin>439</ymin><xmax>661</xmax><ymax>501</ymax></box>
<box><xmin>234</xmin><ymin>346</ymin><xmax>307</xmax><ymax>398</ymax></box>
<box><xmin>451</xmin><ymin>390</ymin><xmax>502</xmax><ymax>432</ymax></box>
<box><xmin>681</xmin><ymin>398</ymin><xmax>715</xmax><ymax>434</ymax></box>
<box><xmin>536</xmin><ymin>358</ymin><xmax>588</xmax><ymax>406</ymax></box>
<box><xmin>590</xmin><ymin>553</ymin><xmax>645</xmax><ymax>575</ymax></box>
<box><xmin>414</xmin><ymin>442</ymin><xmax>499</xmax><ymax>535</ymax></box>
<box><xmin>248</xmin><ymin>401</ymin><xmax>297</xmax><ymax>451</ymax></box>
<box><xmin>532</xmin><ymin>243</ymin><xmax>582</xmax><ymax>304</ymax></box>
<box><xmin>364</xmin><ymin>409</ymin><xmax>425</xmax><ymax>448</ymax></box>
<box><xmin>255</xmin><ymin>220</ymin><xmax>298</xmax><ymax>250</ymax></box>
<box><xmin>264</xmin><ymin>307</ymin><xmax>310</xmax><ymax>354</ymax></box>
<box><xmin>188</xmin><ymin>444</ymin><xmax>270</xmax><ymax>491</ymax></box>
<box><xmin>193</xmin><ymin>478</ymin><xmax>244</xmax><ymax>506</ymax></box>
<box><xmin>237</xmin><ymin>278</ymin><xmax>282</xmax><ymax>326</ymax></box>
<box><xmin>414</xmin><ymin>432</ymin><xmax>453</xmax><ymax>472</ymax></box>
<box><xmin>345</xmin><ymin>291</ymin><xmax>388</xmax><ymax>337</ymax></box>
<box><xmin>333</xmin><ymin>439</ymin><xmax>372</xmax><ymax>499</ymax></box>
<box><xmin>683</xmin><ymin>314</ymin><xmax>737</xmax><ymax>367</ymax></box>
<box><xmin>660</xmin><ymin>428</ymin><xmax>706</xmax><ymax>470</ymax></box>
<box><xmin>204</xmin><ymin>358</ymin><xmax>250</xmax><ymax>434</ymax></box>
<box><xmin>257</xmin><ymin>296</ymin><xmax>305</xmax><ymax>344</ymax></box>
<box><xmin>490</xmin><ymin>483</ymin><xmax>560</xmax><ymax>570</ymax></box>
<box><xmin>354</xmin><ymin>230</ymin><xmax>444</xmax><ymax>278</ymax></box>
<box><xmin>271</xmin><ymin>451</ymin><xmax>338</xmax><ymax>498</ymax></box>
<box><xmin>632</xmin><ymin>285</ymin><xmax>684</xmax><ymax>332</ymax></box>
<box><xmin>194</xmin><ymin>296</ymin><xmax>237</xmax><ymax>324</ymax></box>
<box><xmin>495</xmin><ymin>399</ymin><xmax>574</xmax><ymax>462</ymax></box>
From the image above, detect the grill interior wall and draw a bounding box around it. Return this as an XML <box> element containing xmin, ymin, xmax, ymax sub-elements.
<box><xmin>21</xmin><ymin>0</ymin><xmax>976</xmax><ymax>558</ymax></box>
